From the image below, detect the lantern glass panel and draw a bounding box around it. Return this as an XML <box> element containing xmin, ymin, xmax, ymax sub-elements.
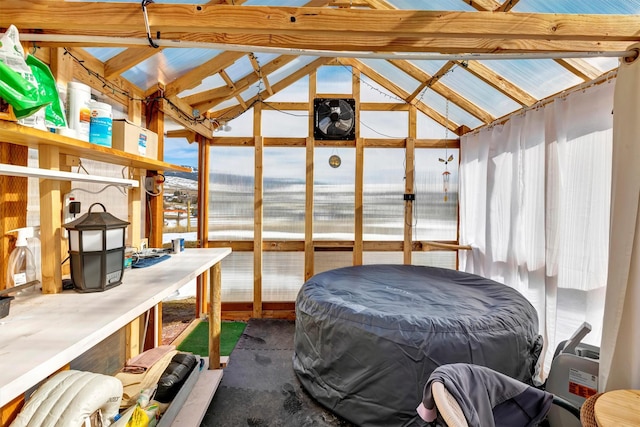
<box><xmin>106</xmin><ymin>228</ymin><xmax>124</xmax><ymax>250</ymax></box>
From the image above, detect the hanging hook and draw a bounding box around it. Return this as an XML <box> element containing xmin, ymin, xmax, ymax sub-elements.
<box><xmin>141</xmin><ymin>0</ymin><xmax>160</xmax><ymax>48</ymax></box>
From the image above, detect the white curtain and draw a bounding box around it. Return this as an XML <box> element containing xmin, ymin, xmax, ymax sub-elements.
<box><xmin>459</xmin><ymin>80</ymin><xmax>614</xmax><ymax>374</ymax></box>
<box><xmin>599</xmin><ymin>50</ymin><xmax>640</xmax><ymax>391</ymax></box>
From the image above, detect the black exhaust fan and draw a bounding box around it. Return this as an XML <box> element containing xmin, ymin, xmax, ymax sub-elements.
<box><xmin>314</xmin><ymin>98</ymin><xmax>356</xmax><ymax>140</ymax></box>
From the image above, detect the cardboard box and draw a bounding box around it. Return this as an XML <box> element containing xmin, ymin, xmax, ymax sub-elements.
<box><xmin>112</xmin><ymin>119</ymin><xmax>158</xmax><ymax>159</ymax></box>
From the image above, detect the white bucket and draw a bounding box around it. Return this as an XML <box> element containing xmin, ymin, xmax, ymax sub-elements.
<box><xmin>89</xmin><ymin>101</ymin><xmax>113</xmax><ymax>147</ymax></box>
<box><xmin>66</xmin><ymin>82</ymin><xmax>91</xmax><ymax>141</ymax></box>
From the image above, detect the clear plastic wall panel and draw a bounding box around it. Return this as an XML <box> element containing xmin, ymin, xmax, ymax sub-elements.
<box><xmin>478</xmin><ymin>59</ymin><xmax>583</xmax><ymax>100</ymax></box>
<box><xmin>363</xmin><ymin>149</ymin><xmax>405</xmax><ymax>241</ymax></box>
<box><xmin>121</xmin><ymin>48</ymin><xmax>222</xmax><ymax>90</ymax></box>
<box><xmin>268</xmin><ymin>56</ymin><xmax>317</xmax><ymax>86</ymax></box>
<box><xmin>412</xmin><ymin>251</ymin><xmax>457</xmax><ymax>269</ymax></box>
<box><xmin>266</xmin><ymin>77</ymin><xmax>309</xmax><ymax>102</ymax></box>
<box><xmin>359</xmin><ymin>59</ymin><xmax>421</xmax><ymax>94</ymax></box>
<box><xmin>360</xmin><ymin>111</ymin><xmax>408</xmax><ymax>138</ymax></box>
<box><xmin>262</xmin><ymin>110</ymin><xmax>308</xmax><ymax>137</ymax></box>
<box><xmin>417</xmin><ymin>112</ymin><xmax>448</xmax><ymax>138</ymax></box>
<box><xmin>438</xmin><ymin>68</ymin><xmax>521</xmax><ymax>119</ymax></box>
<box><xmin>313</xmin><ymin>148</ymin><xmax>355</xmax><ymax>240</ymax></box>
<box><xmin>363</xmin><ymin>252</ymin><xmax>403</xmax><ymax>265</ymax></box>
<box><xmin>414</xmin><ymin>148</ymin><xmax>459</xmax><ymax>240</ymax></box>
<box><xmin>263</xmin><ymin>148</ymin><xmax>305</xmax><ymax>241</ymax></box>
<box><xmin>388</xmin><ymin>0</ymin><xmax>475</xmax><ymax>10</ymax></box>
<box><xmin>409</xmin><ymin>60</ymin><xmax>450</xmax><ymax>77</ymax></box>
<box><xmin>512</xmin><ymin>0</ymin><xmax>640</xmax><ymax>13</ymax></box>
<box><xmin>314</xmin><ymin>252</ymin><xmax>353</xmax><ymax>275</ymax></box>
<box><xmin>216</xmin><ymin>108</ymin><xmax>253</xmax><ymax>137</ymax></box>
<box><xmin>263</xmin><ymin>252</ymin><xmax>304</xmax><ymax>302</ymax></box>
<box><xmin>359</xmin><ymin>74</ymin><xmax>406</xmax><ymax>103</ymax></box>
<box><xmin>209</xmin><ymin>147</ymin><xmax>254</xmax><ymax>240</ymax></box>
<box><xmin>317</xmin><ymin>65</ymin><xmax>353</xmax><ymax>95</ymax></box>
<box><xmin>421</xmin><ymin>89</ymin><xmax>483</xmax><ymax>129</ymax></box>
<box><xmin>221</xmin><ymin>252</ymin><xmax>253</xmax><ymax>302</ymax></box>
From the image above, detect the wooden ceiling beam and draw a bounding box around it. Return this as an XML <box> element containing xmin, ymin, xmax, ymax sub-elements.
<box><xmin>4</xmin><ymin>5</ymin><xmax>639</xmax><ymax>42</ymax></box>
<box><xmin>21</xmin><ymin>30</ymin><xmax>633</xmax><ymax>54</ymax></box>
<box><xmin>164</xmin><ymin>51</ymin><xmax>245</xmax><ymax>98</ymax></box>
<box><xmin>340</xmin><ymin>57</ymin><xmax>460</xmax><ymax>132</ymax></box>
<box><xmin>497</xmin><ymin>0</ymin><xmax>520</xmax><ymax>12</ymax></box>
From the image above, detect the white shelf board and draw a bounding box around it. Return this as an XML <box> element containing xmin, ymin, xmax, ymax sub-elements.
<box><xmin>0</xmin><ymin>247</ymin><xmax>231</xmax><ymax>407</ymax></box>
<box><xmin>0</xmin><ymin>163</ymin><xmax>139</xmax><ymax>187</ymax></box>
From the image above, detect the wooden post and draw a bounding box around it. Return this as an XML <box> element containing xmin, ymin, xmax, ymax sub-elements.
<box><xmin>145</xmin><ymin>90</ymin><xmax>165</xmax><ymax>248</ymax></box>
<box><xmin>305</xmin><ymin>71</ymin><xmax>316</xmax><ymax>280</ymax></box>
<box><xmin>403</xmin><ymin>135</ymin><xmax>415</xmax><ymax>264</ymax></box>
<box><xmin>196</xmin><ymin>134</ymin><xmax>211</xmax><ymax>317</ymax></box>
<box><xmin>39</xmin><ymin>146</ymin><xmax>63</xmax><ymax>293</ymax></box>
<box><xmin>253</xmin><ymin>103</ymin><xmax>263</xmax><ymax>318</ymax></box>
<box><xmin>208</xmin><ymin>262</ymin><xmax>222</xmax><ymax>369</ymax></box>
<box><xmin>353</xmin><ymin>69</ymin><xmax>363</xmax><ymax>265</ymax></box>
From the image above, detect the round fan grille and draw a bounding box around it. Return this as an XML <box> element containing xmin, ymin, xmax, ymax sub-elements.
<box><xmin>314</xmin><ymin>98</ymin><xmax>356</xmax><ymax>140</ymax></box>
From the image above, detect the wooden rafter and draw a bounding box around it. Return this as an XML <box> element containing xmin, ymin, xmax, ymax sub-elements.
<box><xmin>554</xmin><ymin>58</ymin><xmax>602</xmax><ymax>81</ymax></box>
<box><xmin>104</xmin><ymin>48</ymin><xmax>160</xmax><ymax>79</ymax></box>
<box><xmin>188</xmin><ymin>55</ymin><xmax>298</xmax><ymax>113</ymax></box>
<box><xmin>210</xmin><ymin>57</ymin><xmax>335</xmax><ymax>122</ymax></box>
<box><xmin>340</xmin><ymin>58</ymin><xmax>460</xmax><ymax>132</ymax></box>
<box><xmin>249</xmin><ymin>54</ymin><xmax>273</xmax><ymax>96</ymax></box>
<box><xmin>389</xmin><ymin>59</ymin><xmax>494</xmax><ymax>124</ymax></box>
<box><xmin>497</xmin><ymin>0</ymin><xmax>520</xmax><ymax>12</ymax></box>
<box><xmin>465</xmin><ymin>0</ymin><xmax>502</xmax><ymax>12</ymax></box>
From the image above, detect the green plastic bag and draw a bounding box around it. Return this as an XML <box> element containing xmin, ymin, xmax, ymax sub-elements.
<box><xmin>0</xmin><ymin>60</ymin><xmax>47</xmax><ymax>119</ymax></box>
<box><xmin>26</xmin><ymin>54</ymin><xmax>67</xmax><ymax>128</ymax></box>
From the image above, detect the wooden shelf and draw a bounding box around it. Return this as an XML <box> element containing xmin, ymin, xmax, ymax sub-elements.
<box><xmin>0</xmin><ymin>120</ymin><xmax>191</xmax><ymax>173</ymax></box>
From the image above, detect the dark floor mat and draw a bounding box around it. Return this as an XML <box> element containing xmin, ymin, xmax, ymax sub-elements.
<box><xmin>202</xmin><ymin>319</ymin><xmax>354</xmax><ymax>427</ymax></box>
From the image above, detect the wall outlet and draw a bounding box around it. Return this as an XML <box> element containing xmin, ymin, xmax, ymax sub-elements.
<box><xmin>63</xmin><ymin>192</ymin><xmax>78</xmax><ymax>224</ymax></box>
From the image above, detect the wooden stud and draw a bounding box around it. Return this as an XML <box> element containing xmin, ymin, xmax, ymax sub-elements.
<box><xmin>253</xmin><ymin>102</ymin><xmax>263</xmax><ymax>318</ymax></box>
<box><xmin>403</xmin><ymin>135</ymin><xmax>415</xmax><ymax>265</ymax></box>
<box><xmin>145</xmin><ymin>91</ymin><xmax>165</xmax><ymax>248</ymax></box>
<box><xmin>208</xmin><ymin>262</ymin><xmax>222</xmax><ymax>369</ymax></box>
<box><xmin>196</xmin><ymin>134</ymin><xmax>211</xmax><ymax>317</ymax></box>
<box><xmin>353</xmin><ymin>69</ymin><xmax>364</xmax><ymax>266</ymax></box>
<box><xmin>39</xmin><ymin>145</ymin><xmax>63</xmax><ymax>293</ymax></box>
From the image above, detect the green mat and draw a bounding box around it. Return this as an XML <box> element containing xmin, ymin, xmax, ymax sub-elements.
<box><xmin>177</xmin><ymin>321</ymin><xmax>246</xmax><ymax>356</ymax></box>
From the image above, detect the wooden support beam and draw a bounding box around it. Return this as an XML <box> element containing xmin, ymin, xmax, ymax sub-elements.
<box><xmin>165</xmin><ymin>51</ymin><xmax>245</xmax><ymax>98</ymax></box>
<box><xmin>105</xmin><ymin>48</ymin><xmax>162</xmax><ymax>80</ymax></box>
<box><xmin>465</xmin><ymin>0</ymin><xmax>502</xmax><ymax>12</ymax></box>
<box><xmin>249</xmin><ymin>53</ymin><xmax>273</xmax><ymax>96</ymax></box>
<box><xmin>196</xmin><ymin>133</ymin><xmax>211</xmax><ymax>317</ymax></box>
<box><xmin>304</xmin><ymin>137</ymin><xmax>314</xmax><ymax>280</ymax></box>
<box><xmin>403</xmin><ymin>135</ymin><xmax>415</xmax><ymax>265</ymax></box>
<box><xmin>353</xmin><ymin>68</ymin><xmax>363</xmax><ymax>266</ymax></box>
<box><xmin>145</xmin><ymin>91</ymin><xmax>165</xmax><ymax>248</ymax></box>
<box><xmin>39</xmin><ymin>145</ymin><xmax>63</xmax><ymax>294</ymax></box>
<box><xmin>208</xmin><ymin>262</ymin><xmax>222</xmax><ymax>369</ymax></box>
<box><xmin>555</xmin><ymin>58</ymin><xmax>602</xmax><ymax>81</ymax></box>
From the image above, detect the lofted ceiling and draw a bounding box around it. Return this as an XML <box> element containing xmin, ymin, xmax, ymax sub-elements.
<box><xmin>2</xmin><ymin>0</ymin><xmax>640</xmax><ymax>140</ymax></box>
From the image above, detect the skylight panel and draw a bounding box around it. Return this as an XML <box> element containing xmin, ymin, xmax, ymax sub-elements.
<box><xmin>477</xmin><ymin>59</ymin><xmax>583</xmax><ymax>100</ymax></box>
<box><xmin>513</xmin><ymin>0</ymin><xmax>640</xmax><ymax>14</ymax></box>
<box><xmin>437</xmin><ymin>66</ymin><xmax>521</xmax><ymax>119</ymax></box>
<box><xmin>388</xmin><ymin>0</ymin><xmax>475</xmax><ymax>11</ymax></box>
<box><xmin>85</xmin><ymin>48</ymin><xmax>126</xmax><ymax>62</ymax></box>
<box><xmin>267</xmin><ymin>56</ymin><xmax>318</xmax><ymax>86</ymax></box>
<box><xmin>359</xmin><ymin>58</ymin><xmax>421</xmax><ymax>94</ymax></box>
<box><xmin>121</xmin><ymin>48</ymin><xmax>221</xmax><ymax>90</ymax></box>
<box><xmin>224</xmin><ymin>56</ymin><xmax>254</xmax><ymax>82</ymax></box>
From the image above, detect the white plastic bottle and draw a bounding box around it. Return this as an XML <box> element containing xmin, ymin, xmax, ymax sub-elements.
<box><xmin>5</xmin><ymin>227</ymin><xmax>37</xmax><ymax>291</ymax></box>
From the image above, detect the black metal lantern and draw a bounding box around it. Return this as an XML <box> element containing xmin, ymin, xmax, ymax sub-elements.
<box><xmin>63</xmin><ymin>203</ymin><xmax>129</xmax><ymax>292</ymax></box>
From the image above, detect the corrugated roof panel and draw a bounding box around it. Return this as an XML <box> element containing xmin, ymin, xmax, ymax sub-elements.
<box><xmin>121</xmin><ymin>48</ymin><xmax>222</xmax><ymax>89</ymax></box>
<box><xmin>513</xmin><ymin>0</ymin><xmax>640</xmax><ymax>13</ymax></box>
<box><xmin>388</xmin><ymin>0</ymin><xmax>475</xmax><ymax>11</ymax></box>
<box><xmin>359</xmin><ymin>74</ymin><xmax>405</xmax><ymax>103</ymax></box>
<box><xmin>223</xmin><ymin>55</ymin><xmax>254</xmax><ymax>82</ymax></box>
<box><xmin>359</xmin><ymin>58</ymin><xmax>420</xmax><ymax>94</ymax></box>
<box><xmin>409</xmin><ymin>60</ymin><xmax>451</xmax><ymax>76</ymax></box>
<box><xmin>421</xmin><ymin>89</ymin><xmax>483</xmax><ymax>130</ymax></box>
<box><xmin>583</xmin><ymin>57</ymin><xmax>620</xmax><ymax>73</ymax></box>
<box><xmin>85</xmin><ymin>47</ymin><xmax>126</xmax><ymax>62</ymax></box>
<box><xmin>477</xmin><ymin>59</ymin><xmax>583</xmax><ymax>100</ymax></box>
<box><xmin>267</xmin><ymin>56</ymin><xmax>318</xmax><ymax>86</ymax></box>
<box><xmin>178</xmin><ymin>74</ymin><xmax>226</xmax><ymax>98</ymax></box>
<box><xmin>437</xmin><ymin>65</ymin><xmax>521</xmax><ymax>119</ymax></box>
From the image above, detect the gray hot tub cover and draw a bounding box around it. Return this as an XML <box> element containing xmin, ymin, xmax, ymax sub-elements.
<box><xmin>293</xmin><ymin>264</ymin><xmax>542</xmax><ymax>427</ymax></box>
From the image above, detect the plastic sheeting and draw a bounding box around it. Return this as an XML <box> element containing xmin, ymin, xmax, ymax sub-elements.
<box><xmin>293</xmin><ymin>264</ymin><xmax>542</xmax><ymax>427</ymax></box>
